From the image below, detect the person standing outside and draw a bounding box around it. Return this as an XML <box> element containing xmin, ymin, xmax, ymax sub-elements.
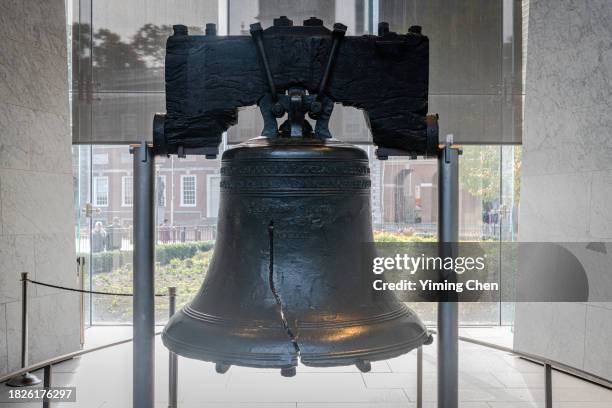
<box><xmin>92</xmin><ymin>221</ymin><xmax>107</xmax><ymax>253</ymax></box>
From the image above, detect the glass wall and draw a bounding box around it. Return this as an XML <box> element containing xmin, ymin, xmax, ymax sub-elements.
<box><xmin>73</xmin><ymin>144</ymin><xmax>223</xmax><ymax>324</ymax></box>
<box><xmin>70</xmin><ymin>0</ymin><xmax>523</xmax><ymax>326</ymax></box>
<box><xmin>371</xmin><ymin>145</ymin><xmax>521</xmax><ymax>325</ymax></box>
<box><xmin>70</xmin><ymin>0</ymin><xmax>219</xmax><ymax>144</ymax></box>
<box><xmin>378</xmin><ymin>0</ymin><xmax>524</xmax><ymax>145</ymax></box>
<box><xmin>72</xmin><ymin>143</ymin><xmax>520</xmax><ymax>324</ymax></box>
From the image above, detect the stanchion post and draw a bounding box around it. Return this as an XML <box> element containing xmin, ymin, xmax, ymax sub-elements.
<box><xmin>42</xmin><ymin>365</ymin><xmax>52</xmax><ymax>408</ymax></box>
<box><xmin>437</xmin><ymin>135</ymin><xmax>460</xmax><ymax>408</ymax></box>
<box><xmin>7</xmin><ymin>272</ymin><xmax>41</xmax><ymax>387</ymax></box>
<box><xmin>545</xmin><ymin>363</ymin><xmax>552</xmax><ymax>408</ymax></box>
<box><xmin>417</xmin><ymin>346</ymin><xmax>423</xmax><ymax>408</ymax></box>
<box><xmin>168</xmin><ymin>286</ymin><xmax>178</xmax><ymax>408</ymax></box>
<box><xmin>132</xmin><ymin>142</ymin><xmax>156</xmax><ymax>408</ymax></box>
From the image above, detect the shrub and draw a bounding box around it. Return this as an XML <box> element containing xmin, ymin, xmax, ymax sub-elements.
<box><xmin>79</xmin><ymin>241</ymin><xmax>215</xmax><ymax>273</ymax></box>
<box><xmin>92</xmin><ymin>248</ymin><xmax>214</xmax><ymax>322</ymax></box>
<box><xmin>155</xmin><ymin>242</ymin><xmax>214</xmax><ymax>265</ymax></box>
<box><xmin>373</xmin><ymin>231</ymin><xmax>436</xmax><ymax>242</ymax></box>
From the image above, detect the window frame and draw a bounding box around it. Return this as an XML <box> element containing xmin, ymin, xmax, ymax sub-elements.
<box><xmin>180</xmin><ymin>174</ymin><xmax>197</xmax><ymax>207</ymax></box>
<box><xmin>121</xmin><ymin>176</ymin><xmax>133</xmax><ymax>207</ymax></box>
<box><xmin>93</xmin><ymin>176</ymin><xmax>109</xmax><ymax>207</ymax></box>
<box><xmin>206</xmin><ymin>173</ymin><xmax>221</xmax><ymax>218</ymax></box>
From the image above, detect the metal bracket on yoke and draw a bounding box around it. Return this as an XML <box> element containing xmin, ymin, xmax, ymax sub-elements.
<box><xmin>250</xmin><ymin>22</ymin><xmax>346</xmax><ymax>139</ymax></box>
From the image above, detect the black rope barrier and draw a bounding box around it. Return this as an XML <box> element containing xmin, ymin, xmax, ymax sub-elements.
<box><xmin>26</xmin><ymin>279</ymin><xmax>168</xmax><ymax>297</ymax></box>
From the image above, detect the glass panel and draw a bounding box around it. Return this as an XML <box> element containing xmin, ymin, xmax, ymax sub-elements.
<box><xmin>86</xmin><ymin>145</ymin><xmax>132</xmax><ymax>323</ymax></box>
<box><xmin>458</xmin><ymin>146</ymin><xmax>502</xmax><ymax>324</ymax></box>
<box><xmin>73</xmin><ymin>144</ymin><xmax>521</xmax><ymax>325</ymax></box>
<box><xmin>367</xmin><ymin>145</ymin><xmax>521</xmax><ymax>325</ymax></box>
<box><xmin>379</xmin><ymin>0</ymin><xmax>523</xmax><ymax>144</ymax></box>
<box><xmin>70</xmin><ymin>145</ymin><xmax>222</xmax><ymax>323</ymax></box>
<box><xmin>379</xmin><ymin>0</ymin><xmax>502</xmax><ymax>95</ymax></box>
<box><xmin>230</xmin><ymin>1</ymin><xmax>343</xmax><ymax>32</ymax></box>
<box><xmin>71</xmin><ymin>0</ymin><xmax>219</xmax><ymax>143</ymax></box>
<box><xmin>91</xmin><ymin>0</ymin><xmax>218</xmax><ymax>92</ymax></box>
<box><xmin>72</xmin><ymin>145</ymin><xmax>92</xmax><ymax>325</ymax></box>
<box><xmin>501</xmin><ymin>145</ymin><xmax>521</xmax><ymax>325</ymax></box>
<box><xmin>154</xmin><ymin>154</ymin><xmax>221</xmax><ymax>321</ymax></box>
<box><xmin>75</xmin><ymin>92</ymin><xmax>164</xmax><ymax>144</ymax></box>
<box><xmin>429</xmin><ymin>94</ymin><xmax>504</xmax><ymax>146</ymax></box>
<box><xmin>226</xmin><ymin>0</ymin><xmax>373</xmax><ymax>145</ymax></box>
<box><xmin>69</xmin><ymin>1</ymin><xmax>523</xmax><ymax>327</ymax></box>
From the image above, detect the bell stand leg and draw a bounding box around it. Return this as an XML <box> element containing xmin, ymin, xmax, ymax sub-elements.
<box><xmin>168</xmin><ymin>287</ymin><xmax>178</xmax><ymax>408</ymax></box>
<box><xmin>132</xmin><ymin>142</ymin><xmax>156</xmax><ymax>408</ymax></box>
<box><xmin>437</xmin><ymin>136</ymin><xmax>460</xmax><ymax>408</ymax></box>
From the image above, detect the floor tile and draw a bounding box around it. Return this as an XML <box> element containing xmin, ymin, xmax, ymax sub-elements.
<box><xmin>222</xmin><ymin>372</ymin><xmax>408</xmax><ymax>403</ymax></box>
<box><xmin>4</xmin><ymin>326</ymin><xmax>608</xmax><ymax>407</ymax></box>
<box><xmin>297</xmin><ymin>404</ymin><xmax>414</xmax><ymax>408</ymax></box>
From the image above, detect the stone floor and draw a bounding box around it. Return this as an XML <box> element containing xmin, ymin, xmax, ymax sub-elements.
<box><xmin>1</xmin><ymin>326</ymin><xmax>611</xmax><ymax>407</ymax></box>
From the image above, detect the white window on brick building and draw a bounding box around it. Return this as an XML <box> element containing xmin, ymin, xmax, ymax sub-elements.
<box><xmin>122</xmin><ymin>176</ymin><xmax>133</xmax><ymax>207</ymax></box>
<box><xmin>181</xmin><ymin>175</ymin><xmax>196</xmax><ymax>207</ymax></box>
<box><xmin>206</xmin><ymin>174</ymin><xmax>221</xmax><ymax>218</ymax></box>
<box><xmin>93</xmin><ymin>176</ymin><xmax>109</xmax><ymax>207</ymax></box>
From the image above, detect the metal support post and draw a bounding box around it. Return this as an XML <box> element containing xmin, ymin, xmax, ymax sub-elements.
<box><xmin>42</xmin><ymin>365</ymin><xmax>52</xmax><ymax>408</ymax></box>
<box><xmin>7</xmin><ymin>272</ymin><xmax>41</xmax><ymax>387</ymax></box>
<box><xmin>168</xmin><ymin>287</ymin><xmax>178</xmax><ymax>408</ymax></box>
<box><xmin>417</xmin><ymin>346</ymin><xmax>423</xmax><ymax>408</ymax></box>
<box><xmin>545</xmin><ymin>363</ymin><xmax>553</xmax><ymax>408</ymax></box>
<box><xmin>133</xmin><ymin>143</ymin><xmax>156</xmax><ymax>408</ymax></box>
<box><xmin>437</xmin><ymin>136</ymin><xmax>460</xmax><ymax>408</ymax></box>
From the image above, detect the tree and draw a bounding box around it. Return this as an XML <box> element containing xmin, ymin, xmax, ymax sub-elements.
<box><xmin>93</xmin><ymin>28</ymin><xmax>144</xmax><ymax>70</ymax></box>
<box><xmin>131</xmin><ymin>24</ymin><xmax>205</xmax><ymax>68</ymax></box>
<box><xmin>459</xmin><ymin>145</ymin><xmax>522</xmax><ymax>206</ymax></box>
<box><xmin>131</xmin><ymin>23</ymin><xmax>174</xmax><ymax>67</ymax></box>
<box><xmin>459</xmin><ymin>146</ymin><xmax>501</xmax><ymax>203</ymax></box>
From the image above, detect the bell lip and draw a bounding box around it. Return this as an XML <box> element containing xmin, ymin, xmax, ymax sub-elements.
<box><xmin>299</xmin><ymin>329</ymin><xmax>432</xmax><ymax>367</ymax></box>
<box><xmin>163</xmin><ymin>321</ymin><xmax>432</xmax><ymax>369</ymax></box>
<box><xmin>162</xmin><ymin>309</ymin><xmax>298</xmax><ymax>369</ymax></box>
<box><xmin>162</xmin><ymin>331</ymin><xmax>298</xmax><ymax>369</ymax></box>
<box><xmin>163</xmin><ymin>307</ymin><xmax>432</xmax><ymax>370</ymax></box>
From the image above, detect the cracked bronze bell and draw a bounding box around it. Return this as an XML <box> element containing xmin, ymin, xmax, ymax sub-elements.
<box><xmin>162</xmin><ymin>136</ymin><xmax>432</xmax><ymax>375</ymax></box>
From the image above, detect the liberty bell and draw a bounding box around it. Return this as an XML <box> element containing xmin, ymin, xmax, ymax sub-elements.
<box><xmin>162</xmin><ymin>18</ymin><xmax>433</xmax><ymax>377</ymax></box>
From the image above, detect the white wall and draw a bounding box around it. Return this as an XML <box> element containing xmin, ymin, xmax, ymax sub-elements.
<box><xmin>514</xmin><ymin>0</ymin><xmax>612</xmax><ymax>380</ymax></box>
<box><xmin>0</xmin><ymin>0</ymin><xmax>80</xmax><ymax>375</ymax></box>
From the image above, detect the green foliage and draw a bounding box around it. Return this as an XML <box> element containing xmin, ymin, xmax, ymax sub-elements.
<box><xmin>513</xmin><ymin>146</ymin><xmax>522</xmax><ymax>204</ymax></box>
<box><xmin>79</xmin><ymin>241</ymin><xmax>214</xmax><ymax>274</ymax></box>
<box><xmin>373</xmin><ymin>230</ymin><xmax>436</xmax><ymax>242</ymax></box>
<box><xmin>459</xmin><ymin>146</ymin><xmax>501</xmax><ymax>203</ymax></box>
<box><xmin>89</xmin><ymin>235</ymin><xmax>502</xmax><ymax>322</ymax></box>
<box><xmin>92</xmin><ymin>248</ymin><xmax>213</xmax><ymax>322</ymax></box>
<box><xmin>458</xmin><ymin>145</ymin><xmax>522</xmax><ymax>206</ymax></box>
<box><xmin>82</xmin><ymin>250</ymin><xmax>132</xmax><ymax>274</ymax></box>
<box><xmin>91</xmin><ymin>233</ymin><xmax>440</xmax><ymax>321</ymax></box>
<box><xmin>155</xmin><ymin>242</ymin><xmax>215</xmax><ymax>265</ymax></box>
